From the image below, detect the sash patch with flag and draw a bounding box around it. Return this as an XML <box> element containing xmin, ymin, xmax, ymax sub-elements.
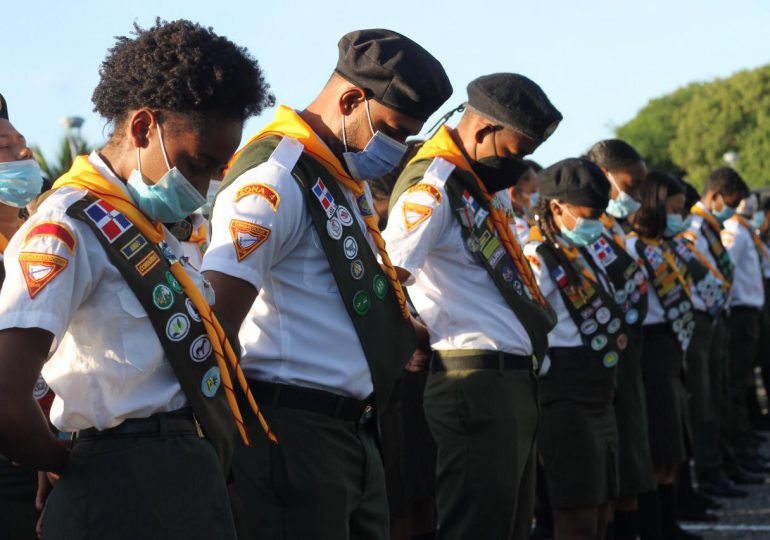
<box><xmin>462</xmin><ymin>190</ymin><xmax>479</xmax><ymax>214</ymax></box>
<box><xmin>19</xmin><ymin>252</ymin><xmax>68</xmax><ymax>298</ymax></box>
<box><xmin>551</xmin><ymin>265</ymin><xmax>568</xmax><ymax>287</ymax></box>
<box><xmin>402</xmin><ymin>202</ymin><xmax>432</xmax><ymax>232</ymax></box>
<box><xmin>23</xmin><ymin>221</ymin><xmax>77</xmax><ymax>253</ymax></box>
<box><xmin>234</xmin><ymin>183</ymin><xmax>280</xmax><ymax>212</ymax></box>
<box><xmin>312</xmin><ymin>178</ymin><xmax>337</xmax><ymax>218</ymax></box>
<box><xmin>590</xmin><ymin>237</ymin><xmax>617</xmax><ymax>266</ymax></box>
<box><xmin>229</xmin><ymin>219</ymin><xmax>271</xmax><ymax>261</ymax></box>
<box><xmin>84</xmin><ymin>200</ymin><xmax>131</xmax><ymax>243</ymax></box>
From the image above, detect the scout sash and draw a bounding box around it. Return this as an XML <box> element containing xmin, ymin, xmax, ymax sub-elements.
<box><xmin>731</xmin><ymin>215</ymin><xmax>770</xmax><ymax>277</ymax></box>
<box><xmin>600</xmin><ymin>214</ymin><xmax>626</xmax><ymax>246</ymax></box>
<box><xmin>392</xmin><ymin>157</ymin><xmax>556</xmax><ymax>361</ymax></box>
<box><xmin>582</xmin><ymin>234</ymin><xmax>648</xmax><ymax>328</ymax></box>
<box><xmin>537</xmin><ymin>240</ymin><xmax>629</xmax><ymax>368</ymax></box>
<box><xmin>67</xmin><ymin>195</ymin><xmax>239</xmax><ymax>468</ymax></box>
<box><xmin>690</xmin><ymin>205</ymin><xmax>735</xmax><ymax>283</ymax></box>
<box><xmin>635</xmin><ymin>237</ymin><xmax>695</xmax><ymax>351</ymax></box>
<box><xmin>669</xmin><ymin>236</ymin><xmax>729</xmax><ymax>318</ymax></box>
<box><xmin>224</xmin><ymin>136</ymin><xmax>415</xmax><ymax>413</ymax></box>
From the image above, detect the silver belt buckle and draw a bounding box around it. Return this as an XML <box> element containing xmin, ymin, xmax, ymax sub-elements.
<box><xmin>359</xmin><ymin>404</ymin><xmax>374</xmax><ymax>424</ymax></box>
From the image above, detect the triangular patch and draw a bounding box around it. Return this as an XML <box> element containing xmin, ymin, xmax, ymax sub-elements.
<box><xmin>19</xmin><ymin>252</ymin><xmax>68</xmax><ymax>299</ymax></box>
<box><xmin>403</xmin><ymin>202</ymin><xmax>432</xmax><ymax>232</ymax></box>
<box><xmin>229</xmin><ymin>219</ymin><xmax>271</xmax><ymax>262</ymax></box>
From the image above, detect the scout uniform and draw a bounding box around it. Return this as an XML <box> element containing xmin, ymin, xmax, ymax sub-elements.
<box><xmin>600</xmin><ymin>212</ymin><xmax>656</xmax><ymax>500</ymax></box>
<box><xmin>722</xmin><ymin>212</ymin><xmax>766</xmax><ymax>458</ymax></box>
<box><xmin>0</xmin><ymin>152</ymin><xmax>255</xmax><ymax>539</ymax></box>
<box><xmin>201</xmin><ymin>30</ymin><xmax>451</xmax><ymax>540</ymax></box>
<box><xmin>383</xmin><ymin>74</ymin><xmax>560</xmax><ymax>539</ymax></box>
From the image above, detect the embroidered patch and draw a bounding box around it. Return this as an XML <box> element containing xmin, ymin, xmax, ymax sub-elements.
<box><xmin>32</xmin><ymin>375</ymin><xmax>50</xmax><ymax>400</ymax></box>
<box><xmin>590</xmin><ymin>237</ymin><xmax>617</xmax><ymax>266</ymax></box>
<box><xmin>201</xmin><ymin>366</ymin><xmax>221</xmax><ymax>397</ymax></box>
<box><xmin>461</xmin><ymin>190</ymin><xmax>479</xmax><ymax>214</ymax></box>
<box><xmin>135</xmin><ymin>251</ymin><xmax>160</xmax><ymax>276</ymax></box>
<box><xmin>550</xmin><ymin>265</ymin><xmax>568</xmax><ymax>287</ymax></box>
<box><xmin>350</xmin><ymin>259</ymin><xmax>365</xmax><ymax>280</ymax></box>
<box><xmin>326</xmin><ymin>217</ymin><xmax>343</xmax><ymax>240</ymax></box>
<box><xmin>373</xmin><ymin>274</ymin><xmax>388</xmax><ymax>300</ymax></box>
<box><xmin>526</xmin><ymin>255</ymin><xmax>541</xmax><ymax>269</ymax></box>
<box><xmin>229</xmin><ymin>219</ymin><xmax>271</xmax><ymax>262</ymax></box>
<box><xmin>403</xmin><ymin>202</ymin><xmax>432</xmax><ymax>232</ymax></box>
<box><xmin>343</xmin><ymin>236</ymin><xmax>358</xmax><ymax>260</ymax></box>
<box><xmin>166</xmin><ymin>313</ymin><xmax>191</xmax><ymax>342</ymax></box>
<box><xmin>357</xmin><ymin>194</ymin><xmax>374</xmax><ymax>216</ymax></box>
<box><xmin>19</xmin><ymin>252</ymin><xmax>68</xmax><ymax>299</ymax></box>
<box><xmin>165</xmin><ymin>271</ymin><xmax>183</xmax><ymax>294</ymax></box>
<box><xmin>152</xmin><ymin>284</ymin><xmax>174</xmax><ymax>310</ymax></box>
<box><xmin>84</xmin><ymin>199</ymin><xmax>131</xmax><ymax>243</ymax></box>
<box><xmin>312</xmin><ymin>178</ymin><xmax>337</xmax><ymax>218</ymax></box>
<box><xmin>120</xmin><ymin>234</ymin><xmax>147</xmax><ymax>260</ymax></box>
<box><xmin>23</xmin><ymin>221</ymin><xmax>76</xmax><ymax>253</ymax></box>
<box><xmin>234</xmin><ymin>183</ymin><xmax>280</xmax><ymax>211</ymax></box>
<box><xmin>190</xmin><ymin>335</ymin><xmax>213</xmax><ymax>363</ymax></box>
<box><xmin>185</xmin><ymin>298</ymin><xmax>201</xmax><ymax>322</ymax></box>
<box><xmin>337</xmin><ymin>206</ymin><xmax>354</xmax><ymax>227</ymax></box>
<box><xmin>405</xmin><ymin>183</ymin><xmax>443</xmax><ymax>204</ymax></box>
<box><xmin>721</xmin><ymin>230</ymin><xmax>735</xmax><ymax>249</ymax></box>
<box><xmin>353</xmin><ymin>290</ymin><xmax>372</xmax><ymax>315</ymax></box>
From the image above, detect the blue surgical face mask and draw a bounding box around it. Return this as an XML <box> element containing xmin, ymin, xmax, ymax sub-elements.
<box><xmin>559</xmin><ymin>205</ymin><xmax>604</xmax><ymax>247</ymax></box>
<box><xmin>342</xmin><ymin>99</ymin><xmax>407</xmax><ymax>180</ymax></box>
<box><xmin>606</xmin><ymin>174</ymin><xmax>641</xmax><ymax>218</ymax></box>
<box><xmin>751</xmin><ymin>211</ymin><xmax>765</xmax><ymax>230</ymax></box>
<box><xmin>529</xmin><ymin>191</ymin><xmax>540</xmax><ymax>208</ymax></box>
<box><xmin>0</xmin><ymin>159</ymin><xmax>44</xmax><ymax>207</ymax></box>
<box><xmin>664</xmin><ymin>214</ymin><xmax>684</xmax><ymax>237</ymax></box>
<box><xmin>713</xmin><ymin>204</ymin><xmax>736</xmax><ymax>224</ymax></box>
<box><xmin>126</xmin><ymin>122</ymin><xmax>206</xmax><ymax>223</ymax></box>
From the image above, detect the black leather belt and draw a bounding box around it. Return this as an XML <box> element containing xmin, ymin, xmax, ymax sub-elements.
<box><xmin>248</xmin><ymin>380</ymin><xmax>375</xmax><ymax>424</ymax></box>
<box><xmin>430</xmin><ymin>350</ymin><xmax>538</xmax><ymax>372</ymax></box>
<box><xmin>75</xmin><ymin>408</ymin><xmax>202</xmax><ymax>441</ymax></box>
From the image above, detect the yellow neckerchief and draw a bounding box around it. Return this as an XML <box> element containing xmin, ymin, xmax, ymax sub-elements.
<box><xmin>189</xmin><ymin>223</ymin><xmax>208</xmax><ymax>253</ymax></box>
<box><xmin>0</xmin><ymin>232</ymin><xmax>8</xmax><ymax>253</ymax></box>
<box><xmin>731</xmin><ymin>215</ymin><xmax>770</xmax><ymax>261</ymax></box>
<box><xmin>637</xmin><ymin>236</ymin><xmax>690</xmax><ymax>291</ymax></box>
<box><xmin>675</xmin><ymin>232</ymin><xmax>728</xmax><ymax>283</ymax></box>
<box><xmin>408</xmin><ymin>125</ymin><xmax>548</xmax><ymax>308</ymax></box>
<box><xmin>690</xmin><ymin>203</ymin><xmax>722</xmax><ymax>232</ymax></box>
<box><xmin>527</xmin><ymin>226</ymin><xmax>596</xmax><ymax>301</ymax></box>
<box><xmin>233</xmin><ymin>105</ymin><xmax>409</xmax><ymax>319</ymax></box>
<box><xmin>52</xmin><ymin>157</ymin><xmax>276</xmax><ymax>445</ymax></box>
<box><xmin>600</xmin><ymin>214</ymin><xmax>624</xmax><ymax>246</ymax></box>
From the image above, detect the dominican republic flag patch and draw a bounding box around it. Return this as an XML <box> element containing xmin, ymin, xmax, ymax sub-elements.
<box><xmin>591</xmin><ymin>237</ymin><xmax>617</xmax><ymax>266</ymax></box>
<box><xmin>312</xmin><ymin>178</ymin><xmax>337</xmax><ymax>218</ymax></box>
<box><xmin>462</xmin><ymin>190</ymin><xmax>479</xmax><ymax>215</ymax></box>
<box><xmin>551</xmin><ymin>265</ymin><xmax>568</xmax><ymax>287</ymax></box>
<box><xmin>84</xmin><ymin>200</ymin><xmax>131</xmax><ymax>243</ymax></box>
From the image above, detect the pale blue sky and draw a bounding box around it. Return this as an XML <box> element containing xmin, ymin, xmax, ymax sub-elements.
<box><xmin>2</xmin><ymin>0</ymin><xmax>768</xmax><ymax>167</ymax></box>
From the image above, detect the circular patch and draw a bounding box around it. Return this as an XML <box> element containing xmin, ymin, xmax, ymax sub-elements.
<box><xmin>32</xmin><ymin>375</ymin><xmax>50</xmax><ymax>400</ymax></box>
<box><xmin>326</xmin><ymin>217</ymin><xmax>343</xmax><ymax>240</ymax></box>
<box><xmin>608</xmin><ymin>318</ymin><xmax>621</xmax><ymax>334</ymax></box>
<box><xmin>581</xmin><ymin>307</ymin><xmax>595</xmax><ymax>320</ymax></box>
<box><xmin>373</xmin><ymin>275</ymin><xmax>388</xmax><ymax>300</ymax></box>
<box><xmin>185</xmin><ymin>298</ymin><xmax>201</xmax><ymax>322</ymax></box>
<box><xmin>625</xmin><ymin>308</ymin><xmax>639</xmax><ymax>325</ymax></box>
<box><xmin>603</xmin><ymin>351</ymin><xmax>619</xmax><ymax>368</ymax></box>
<box><xmin>201</xmin><ymin>366</ymin><xmax>221</xmax><ymax>398</ymax></box>
<box><xmin>591</xmin><ymin>334</ymin><xmax>609</xmax><ymax>351</ymax></box>
<box><xmin>501</xmin><ymin>266</ymin><xmax>514</xmax><ymax>282</ymax></box>
<box><xmin>625</xmin><ymin>280</ymin><xmax>636</xmax><ymax>294</ymax></box>
<box><xmin>165</xmin><ymin>271</ymin><xmax>183</xmax><ymax>294</ymax></box>
<box><xmin>630</xmin><ymin>291</ymin><xmax>642</xmax><ymax>303</ymax></box>
<box><xmin>634</xmin><ymin>271</ymin><xmax>645</xmax><ymax>285</ymax></box>
<box><xmin>350</xmin><ymin>259</ymin><xmax>365</xmax><ymax>280</ymax></box>
<box><xmin>152</xmin><ymin>284</ymin><xmax>174</xmax><ymax>310</ymax></box>
<box><xmin>343</xmin><ymin>236</ymin><xmax>358</xmax><ymax>260</ymax></box>
<box><xmin>667</xmin><ymin>307</ymin><xmax>680</xmax><ymax>321</ymax></box>
<box><xmin>512</xmin><ymin>280</ymin><xmax>523</xmax><ymax>296</ymax></box>
<box><xmin>353</xmin><ymin>291</ymin><xmax>372</xmax><ymax>315</ymax></box>
<box><xmin>466</xmin><ymin>235</ymin><xmax>481</xmax><ymax>253</ymax></box>
<box><xmin>680</xmin><ymin>300</ymin><xmax>692</xmax><ymax>312</ymax></box>
<box><xmin>580</xmin><ymin>319</ymin><xmax>599</xmax><ymax>335</ymax></box>
<box><xmin>166</xmin><ymin>313</ymin><xmax>190</xmax><ymax>342</ymax></box>
<box><xmin>190</xmin><ymin>335</ymin><xmax>213</xmax><ymax>363</ymax></box>
<box><xmin>616</xmin><ymin>333</ymin><xmax>628</xmax><ymax>350</ymax></box>
<box><xmin>686</xmin><ymin>320</ymin><xmax>696</xmax><ymax>333</ymax></box>
<box><xmin>337</xmin><ymin>206</ymin><xmax>354</xmax><ymax>227</ymax></box>
<box><xmin>596</xmin><ymin>307</ymin><xmax>611</xmax><ymax>325</ymax></box>
<box><xmin>614</xmin><ymin>290</ymin><xmax>628</xmax><ymax>304</ymax></box>
<box><xmin>682</xmin><ymin>311</ymin><xmax>694</xmax><ymax>323</ymax></box>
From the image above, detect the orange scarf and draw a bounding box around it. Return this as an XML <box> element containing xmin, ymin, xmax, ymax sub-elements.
<box><xmin>600</xmin><ymin>214</ymin><xmax>625</xmax><ymax>246</ymax></box>
<box><xmin>408</xmin><ymin>126</ymin><xmax>548</xmax><ymax>308</ymax></box>
<box><xmin>233</xmin><ymin>106</ymin><xmax>409</xmax><ymax>319</ymax></box>
<box><xmin>53</xmin><ymin>157</ymin><xmax>277</xmax><ymax>445</ymax></box>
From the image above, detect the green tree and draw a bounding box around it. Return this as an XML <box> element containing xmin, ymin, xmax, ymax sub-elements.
<box><xmin>31</xmin><ymin>135</ymin><xmax>93</xmax><ymax>186</ymax></box>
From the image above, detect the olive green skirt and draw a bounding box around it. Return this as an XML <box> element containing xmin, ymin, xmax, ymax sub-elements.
<box><xmin>539</xmin><ymin>346</ymin><xmax>619</xmax><ymax>509</ymax></box>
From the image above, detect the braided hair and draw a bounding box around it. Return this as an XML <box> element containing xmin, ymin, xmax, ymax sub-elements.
<box><xmin>534</xmin><ymin>196</ymin><xmax>584</xmax><ymax>287</ymax></box>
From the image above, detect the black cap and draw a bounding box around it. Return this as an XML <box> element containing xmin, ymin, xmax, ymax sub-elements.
<box><xmin>539</xmin><ymin>158</ymin><xmax>610</xmax><ymax>209</ymax></box>
<box><xmin>683</xmin><ymin>181</ymin><xmax>700</xmax><ymax>209</ymax></box>
<box><xmin>335</xmin><ymin>29</ymin><xmax>452</xmax><ymax>122</ymax></box>
<box><xmin>0</xmin><ymin>93</ymin><xmax>8</xmax><ymax>120</ymax></box>
<box><xmin>467</xmin><ymin>73</ymin><xmax>562</xmax><ymax>144</ymax></box>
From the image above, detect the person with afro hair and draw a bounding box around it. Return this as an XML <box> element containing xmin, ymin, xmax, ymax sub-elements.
<box><xmin>0</xmin><ymin>19</ymin><xmax>272</xmax><ymax>540</ymax></box>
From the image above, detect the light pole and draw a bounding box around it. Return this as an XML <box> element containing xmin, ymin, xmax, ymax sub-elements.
<box><xmin>723</xmin><ymin>150</ymin><xmax>740</xmax><ymax>167</ymax></box>
<box><xmin>60</xmin><ymin>116</ymin><xmax>85</xmax><ymax>162</ymax></box>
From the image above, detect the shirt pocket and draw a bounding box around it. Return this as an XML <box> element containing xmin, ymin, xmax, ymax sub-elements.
<box><xmin>117</xmin><ymin>288</ymin><xmax>159</xmax><ymax>372</ymax></box>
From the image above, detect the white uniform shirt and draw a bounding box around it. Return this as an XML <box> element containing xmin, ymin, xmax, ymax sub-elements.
<box><xmin>382</xmin><ymin>157</ymin><xmax>533</xmax><ymax>355</ymax></box>
<box><xmin>686</xmin><ymin>203</ymin><xmax>722</xmax><ymax>270</ymax></box>
<box><xmin>0</xmin><ymin>153</ymin><xmax>196</xmax><ymax>432</ymax></box>
<box><xmin>512</xmin><ymin>215</ymin><xmax>532</xmax><ymax>246</ymax></box>
<box><xmin>722</xmin><ymin>217</ymin><xmax>764</xmax><ymax>309</ymax></box>
<box><xmin>624</xmin><ymin>238</ymin><xmax>667</xmax><ymax>325</ymax></box>
<box><xmin>524</xmin><ymin>237</ymin><xmax>614</xmax><ymax>348</ymax></box>
<box><xmin>201</xmin><ymin>136</ymin><xmax>376</xmax><ymax>400</ymax></box>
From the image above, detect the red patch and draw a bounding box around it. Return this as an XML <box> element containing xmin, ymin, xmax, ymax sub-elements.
<box><xmin>229</xmin><ymin>220</ymin><xmax>271</xmax><ymax>262</ymax></box>
<box><xmin>19</xmin><ymin>252</ymin><xmax>68</xmax><ymax>298</ymax></box>
<box><xmin>24</xmin><ymin>222</ymin><xmax>76</xmax><ymax>253</ymax></box>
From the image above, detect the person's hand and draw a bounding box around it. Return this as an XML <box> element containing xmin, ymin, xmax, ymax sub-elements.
<box><xmin>35</xmin><ymin>471</ymin><xmax>57</xmax><ymax>539</ymax></box>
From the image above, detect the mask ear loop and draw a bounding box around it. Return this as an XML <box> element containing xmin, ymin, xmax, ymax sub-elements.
<box><xmin>156</xmin><ymin>121</ymin><xmax>173</xmax><ymax>172</ymax></box>
<box><xmin>363</xmin><ymin>99</ymin><xmax>375</xmax><ymax>135</ymax></box>
<box><xmin>136</xmin><ymin>147</ymin><xmax>143</xmax><ymax>176</ymax></box>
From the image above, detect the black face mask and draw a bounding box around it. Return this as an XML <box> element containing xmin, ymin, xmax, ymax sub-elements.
<box><xmin>471</xmin><ymin>156</ymin><xmax>531</xmax><ymax>193</ymax></box>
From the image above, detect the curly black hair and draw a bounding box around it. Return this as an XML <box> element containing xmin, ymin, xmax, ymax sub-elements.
<box><xmin>92</xmin><ymin>19</ymin><xmax>274</xmax><ymax>128</ymax></box>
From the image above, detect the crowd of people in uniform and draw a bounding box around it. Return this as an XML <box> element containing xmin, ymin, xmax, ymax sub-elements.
<box><xmin>0</xmin><ymin>18</ymin><xmax>769</xmax><ymax>540</ymax></box>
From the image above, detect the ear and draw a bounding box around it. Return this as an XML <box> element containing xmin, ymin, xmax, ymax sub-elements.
<box><xmin>474</xmin><ymin>123</ymin><xmax>496</xmax><ymax>145</ymax></box>
<box><xmin>127</xmin><ymin>109</ymin><xmax>156</xmax><ymax>149</ymax></box>
<box><xmin>550</xmin><ymin>199</ymin><xmax>562</xmax><ymax>217</ymax></box>
<box><xmin>338</xmin><ymin>87</ymin><xmax>367</xmax><ymax>117</ymax></box>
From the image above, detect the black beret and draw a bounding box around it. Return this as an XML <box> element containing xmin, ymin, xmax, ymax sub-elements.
<box><xmin>683</xmin><ymin>182</ymin><xmax>700</xmax><ymax>209</ymax></box>
<box><xmin>0</xmin><ymin>93</ymin><xmax>7</xmax><ymax>120</ymax></box>
<box><xmin>538</xmin><ymin>158</ymin><xmax>610</xmax><ymax>209</ymax></box>
<box><xmin>467</xmin><ymin>73</ymin><xmax>562</xmax><ymax>144</ymax></box>
<box><xmin>335</xmin><ymin>29</ymin><xmax>452</xmax><ymax>122</ymax></box>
